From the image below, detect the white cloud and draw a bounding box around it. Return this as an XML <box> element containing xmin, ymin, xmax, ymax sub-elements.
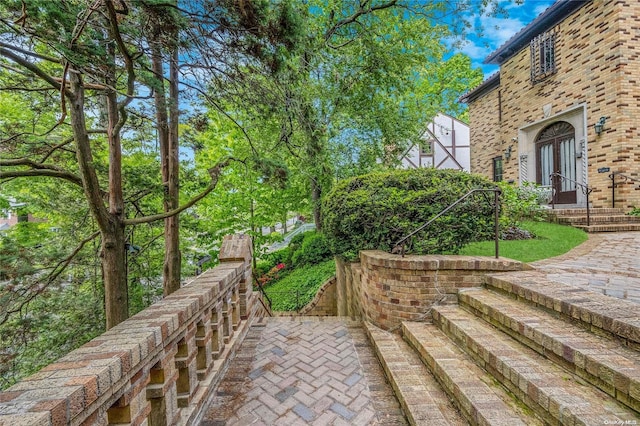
<box><xmin>534</xmin><ymin>3</ymin><xmax>553</xmax><ymax>15</ymax></box>
<box><xmin>480</xmin><ymin>16</ymin><xmax>527</xmax><ymax>48</ymax></box>
<box><xmin>460</xmin><ymin>40</ymin><xmax>490</xmax><ymax>58</ymax></box>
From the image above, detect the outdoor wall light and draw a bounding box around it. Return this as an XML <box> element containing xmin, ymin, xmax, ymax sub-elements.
<box><xmin>504</xmin><ymin>145</ymin><xmax>513</xmax><ymax>161</ymax></box>
<box><xmin>594</xmin><ymin>116</ymin><xmax>607</xmax><ymax>135</ymax></box>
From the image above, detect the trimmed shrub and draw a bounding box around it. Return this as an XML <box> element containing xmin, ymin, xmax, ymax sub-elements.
<box><xmin>322</xmin><ymin>168</ymin><xmax>496</xmax><ymax>260</ymax></box>
<box><xmin>498</xmin><ymin>181</ymin><xmax>547</xmax><ymax>228</ymax></box>
<box><xmin>291</xmin><ymin>232</ymin><xmax>332</xmax><ymax>266</ymax></box>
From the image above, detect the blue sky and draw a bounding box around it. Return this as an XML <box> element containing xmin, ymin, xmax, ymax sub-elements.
<box><xmin>460</xmin><ymin>0</ymin><xmax>555</xmax><ymax>76</ymax></box>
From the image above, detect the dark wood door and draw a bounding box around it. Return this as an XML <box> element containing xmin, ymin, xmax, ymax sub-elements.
<box><xmin>536</xmin><ymin>122</ymin><xmax>577</xmax><ymax>204</ymax></box>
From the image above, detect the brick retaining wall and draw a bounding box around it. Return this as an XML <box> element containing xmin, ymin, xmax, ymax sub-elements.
<box><xmin>298</xmin><ymin>277</ymin><xmax>337</xmax><ymax>316</ymax></box>
<box><xmin>337</xmin><ymin>251</ymin><xmax>530</xmax><ymax>330</ymax></box>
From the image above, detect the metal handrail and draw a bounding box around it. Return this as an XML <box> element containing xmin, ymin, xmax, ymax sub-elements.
<box><xmin>252</xmin><ymin>272</ymin><xmax>273</xmax><ymax>316</ymax></box>
<box><xmin>609</xmin><ymin>172</ymin><xmax>640</xmax><ymax>208</ymax></box>
<box><xmin>549</xmin><ymin>172</ymin><xmax>593</xmax><ymax>226</ymax></box>
<box><xmin>394</xmin><ymin>188</ymin><xmax>502</xmax><ymax>258</ymax></box>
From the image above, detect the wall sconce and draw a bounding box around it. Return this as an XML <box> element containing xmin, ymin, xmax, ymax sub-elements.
<box><xmin>504</xmin><ymin>145</ymin><xmax>513</xmax><ymax>161</ymax></box>
<box><xmin>594</xmin><ymin>116</ymin><xmax>607</xmax><ymax>135</ymax></box>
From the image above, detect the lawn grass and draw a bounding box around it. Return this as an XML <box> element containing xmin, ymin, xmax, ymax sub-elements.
<box><xmin>458</xmin><ymin>221</ymin><xmax>588</xmax><ymax>263</ymax></box>
<box><xmin>263</xmin><ymin>259</ymin><xmax>336</xmax><ymax>311</ymax></box>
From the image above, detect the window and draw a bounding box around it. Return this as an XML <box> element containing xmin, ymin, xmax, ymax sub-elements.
<box><xmin>530</xmin><ymin>30</ymin><xmax>556</xmax><ymax>83</ymax></box>
<box><xmin>493</xmin><ymin>157</ymin><xmax>503</xmax><ymax>182</ymax></box>
<box><xmin>420</xmin><ymin>139</ymin><xmax>433</xmax><ymax>155</ymax></box>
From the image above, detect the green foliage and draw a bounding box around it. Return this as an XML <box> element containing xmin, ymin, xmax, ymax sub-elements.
<box><xmin>264</xmin><ymin>260</ymin><xmax>335</xmax><ymax>311</ymax></box>
<box><xmin>0</xmin><ymin>281</ymin><xmax>103</xmax><ymax>390</ymax></box>
<box><xmin>322</xmin><ymin>168</ymin><xmax>496</xmax><ymax>260</ymax></box>
<box><xmin>459</xmin><ymin>221</ymin><xmax>588</xmax><ymax>263</ymax></box>
<box><xmin>290</xmin><ymin>233</ymin><xmax>332</xmax><ymax>266</ymax></box>
<box><xmin>498</xmin><ymin>182</ymin><xmax>548</xmax><ymax>228</ymax></box>
<box><xmin>628</xmin><ymin>207</ymin><xmax>640</xmax><ymax>217</ymax></box>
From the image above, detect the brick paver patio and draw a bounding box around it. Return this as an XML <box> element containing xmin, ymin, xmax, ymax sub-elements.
<box><xmin>202</xmin><ymin>317</ymin><xmax>406</xmax><ymax>425</ymax></box>
<box><xmin>531</xmin><ymin>231</ymin><xmax>640</xmax><ymax>303</ymax></box>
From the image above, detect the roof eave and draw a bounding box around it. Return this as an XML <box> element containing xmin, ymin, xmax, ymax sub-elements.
<box><xmin>484</xmin><ymin>0</ymin><xmax>590</xmax><ymax>65</ymax></box>
<box><xmin>459</xmin><ymin>72</ymin><xmax>500</xmax><ymax>104</ymax></box>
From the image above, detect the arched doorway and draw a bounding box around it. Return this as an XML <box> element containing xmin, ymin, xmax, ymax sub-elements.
<box><xmin>536</xmin><ymin>121</ymin><xmax>576</xmax><ymax>204</ymax></box>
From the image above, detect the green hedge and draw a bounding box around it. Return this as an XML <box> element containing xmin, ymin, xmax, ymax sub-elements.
<box><xmin>322</xmin><ymin>168</ymin><xmax>496</xmax><ymax>260</ymax></box>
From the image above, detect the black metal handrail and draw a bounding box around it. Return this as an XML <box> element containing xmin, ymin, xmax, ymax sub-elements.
<box><xmin>394</xmin><ymin>188</ymin><xmax>502</xmax><ymax>258</ymax></box>
<box><xmin>549</xmin><ymin>172</ymin><xmax>593</xmax><ymax>226</ymax></box>
<box><xmin>609</xmin><ymin>172</ymin><xmax>640</xmax><ymax>208</ymax></box>
<box><xmin>252</xmin><ymin>273</ymin><xmax>273</xmax><ymax>316</ymax></box>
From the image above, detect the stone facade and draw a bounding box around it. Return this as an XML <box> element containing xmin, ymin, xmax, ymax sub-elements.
<box><xmin>0</xmin><ymin>234</ymin><xmax>260</xmax><ymax>426</ymax></box>
<box><xmin>465</xmin><ymin>0</ymin><xmax>640</xmax><ymax>209</ymax></box>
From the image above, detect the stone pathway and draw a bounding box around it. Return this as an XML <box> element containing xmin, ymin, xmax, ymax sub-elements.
<box><xmin>202</xmin><ymin>317</ymin><xmax>407</xmax><ymax>425</ymax></box>
<box><xmin>531</xmin><ymin>231</ymin><xmax>640</xmax><ymax>303</ymax></box>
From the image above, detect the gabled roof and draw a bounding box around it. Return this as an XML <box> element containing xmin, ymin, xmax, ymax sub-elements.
<box><xmin>485</xmin><ymin>0</ymin><xmax>590</xmax><ymax>65</ymax></box>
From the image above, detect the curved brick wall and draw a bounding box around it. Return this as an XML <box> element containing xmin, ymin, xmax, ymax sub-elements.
<box><xmin>354</xmin><ymin>251</ymin><xmax>530</xmax><ymax>330</ymax></box>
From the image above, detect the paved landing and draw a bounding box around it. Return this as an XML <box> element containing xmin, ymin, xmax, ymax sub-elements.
<box><xmin>531</xmin><ymin>231</ymin><xmax>640</xmax><ymax>303</ymax></box>
<box><xmin>202</xmin><ymin>317</ymin><xmax>407</xmax><ymax>425</ymax></box>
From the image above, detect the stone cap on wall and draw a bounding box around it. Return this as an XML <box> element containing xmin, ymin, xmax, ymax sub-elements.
<box><xmin>219</xmin><ymin>234</ymin><xmax>252</xmax><ymax>264</ymax></box>
<box><xmin>360</xmin><ymin>250</ymin><xmax>533</xmax><ymax>271</ymax></box>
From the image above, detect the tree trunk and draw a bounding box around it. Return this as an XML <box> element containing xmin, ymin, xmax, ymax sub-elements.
<box><xmin>152</xmin><ymin>34</ymin><xmax>181</xmax><ymax>297</ymax></box>
<box><xmin>311</xmin><ymin>177</ymin><xmax>322</xmax><ymax>231</ymax></box>
<box><xmin>101</xmin><ymin>219</ymin><xmax>128</xmax><ymax>329</ymax></box>
<box><xmin>68</xmin><ymin>71</ymin><xmax>128</xmax><ymax>329</ymax></box>
<box><xmin>163</xmin><ymin>43</ymin><xmax>181</xmax><ymax>296</ymax></box>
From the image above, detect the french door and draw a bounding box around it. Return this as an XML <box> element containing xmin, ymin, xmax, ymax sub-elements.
<box><xmin>536</xmin><ymin>122</ymin><xmax>577</xmax><ymax>204</ymax></box>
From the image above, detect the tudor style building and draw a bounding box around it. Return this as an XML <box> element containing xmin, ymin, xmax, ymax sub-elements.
<box><xmin>462</xmin><ymin>0</ymin><xmax>640</xmax><ymax>209</ymax></box>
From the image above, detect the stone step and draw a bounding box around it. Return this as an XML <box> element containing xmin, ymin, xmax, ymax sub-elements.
<box><xmin>401</xmin><ymin>321</ymin><xmax>538</xmax><ymax>426</ymax></box>
<box><xmin>575</xmin><ymin>223</ymin><xmax>640</xmax><ymax>233</ymax></box>
<box><xmin>363</xmin><ymin>322</ymin><xmax>465</xmax><ymax>425</ymax></box>
<box><xmin>485</xmin><ymin>272</ymin><xmax>640</xmax><ymax>347</ymax></box>
<box><xmin>432</xmin><ymin>305</ymin><xmax>639</xmax><ymax>424</ymax></box>
<box><xmin>556</xmin><ymin>215</ymin><xmax>640</xmax><ymax>225</ymax></box>
<box><xmin>458</xmin><ymin>287</ymin><xmax>640</xmax><ymax>413</ymax></box>
<box><xmin>549</xmin><ymin>208</ymin><xmax>626</xmax><ymax>216</ymax></box>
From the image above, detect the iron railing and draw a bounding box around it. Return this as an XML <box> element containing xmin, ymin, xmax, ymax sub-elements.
<box><xmin>252</xmin><ymin>273</ymin><xmax>273</xmax><ymax>316</ymax></box>
<box><xmin>394</xmin><ymin>188</ymin><xmax>502</xmax><ymax>259</ymax></box>
<box><xmin>609</xmin><ymin>172</ymin><xmax>640</xmax><ymax>208</ymax></box>
<box><xmin>549</xmin><ymin>172</ymin><xmax>593</xmax><ymax>226</ymax></box>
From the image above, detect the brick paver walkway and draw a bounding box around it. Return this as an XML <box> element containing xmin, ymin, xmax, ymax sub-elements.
<box><xmin>531</xmin><ymin>231</ymin><xmax>640</xmax><ymax>303</ymax></box>
<box><xmin>202</xmin><ymin>317</ymin><xmax>407</xmax><ymax>425</ymax></box>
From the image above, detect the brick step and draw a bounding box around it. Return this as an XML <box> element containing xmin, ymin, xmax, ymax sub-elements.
<box><xmin>549</xmin><ymin>208</ymin><xmax>626</xmax><ymax>216</ymax></box>
<box><xmin>401</xmin><ymin>321</ymin><xmax>538</xmax><ymax>426</ymax></box>
<box><xmin>557</xmin><ymin>215</ymin><xmax>640</xmax><ymax>225</ymax></box>
<box><xmin>576</xmin><ymin>223</ymin><xmax>640</xmax><ymax>233</ymax></box>
<box><xmin>485</xmin><ymin>272</ymin><xmax>640</xmax><ymax>347</ymax></box>
<box><xmin>432</xmin><ymin>305</ymin><xmax>639</xmax><ymax>424</ymax></box>
<box><xmin>363</xmin><ymin>322</ymin><xmax>465</xmax><ymax>425</ymax></box>
<box><xmin>458</xmin><ymin>287</ymin><xmax>640</xmax><ymax>413</ymax></box>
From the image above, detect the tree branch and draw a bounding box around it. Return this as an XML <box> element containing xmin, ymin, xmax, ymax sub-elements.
<box><xmin>0</xmin><ymin>46</ymin><xmax>68</xmax><ymax>96</ymax></box>
<box><xmin>0</xmin><ymin>168</ymin><xmax>83</xmax><ymax>187</ymax></box>
<box><xmin>0</xmin><ymin>41</ymin><xmax>61</xmax><ymax>63</ymax></box>
<box><xmin>324</xmin><ymin>0</ymin><xmax>397</xmax><ymax>41</ymax></box>
<box><xmin>0</xmin><ymin>231</ymin><xmax>100</xmax><ymax>326</ymax></box>
<box><xmin>124</xmin><ymin>158</ymin><xmax>232</xmax><ymax>225</ymax></box>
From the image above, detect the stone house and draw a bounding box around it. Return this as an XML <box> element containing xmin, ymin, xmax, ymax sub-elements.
<box><xmin>461</xmin><ymin>0</ymin><xmax>640</xmax><ymax>209</ymax></box>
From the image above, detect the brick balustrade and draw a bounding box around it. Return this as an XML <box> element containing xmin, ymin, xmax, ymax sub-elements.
<box><xmin>337</xmin><ymin>251</ymin><xmax>531</xmax><ymax>330</ymax></box>
<box><xmin>0</xmin><ymin>234</ymin><xmax>264</xmax><ymax>426</ymax></box>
